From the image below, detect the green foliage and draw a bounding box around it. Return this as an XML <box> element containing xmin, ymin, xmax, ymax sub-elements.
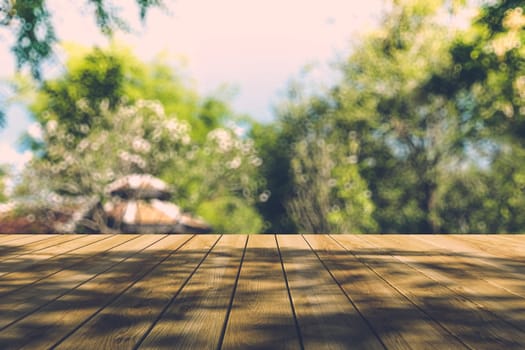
<box><xmin>21</xmin><ymin>98</ymin><xmax>265</xmax><ymax>232</ymax></box>
<box><xmin>250</xmin><ymin>122</ymin><xmax>296</xmax><ymax>233</ymax></box>
<box><xmin>22</xmin><ymin>100</ymin><xmax>189</xmax><ymax>196</ymax></box>
<box><xmin>0</xmin><ymin>0</ymin><xmax>166</xmax><ymax>79</ymax></box>
<box><xmin>432</xmin><ymin>1</ymin><xmax>525</xmax><ymax>142</ymax></box>
<box><xmin>18</xmin><ymin>46</ymin><xmax>265</xmax><ymax>232</ymax></box>
<box><xmin>421</xmin><ymin>0</ymin><xmax>525</xmax><ymax>232</ymax></box>
<box><xmin>435</xmin><ymin>147</ymin><xmax>525</xmax><ymax>233</ymax></box>
<box><xmin>1</xmin><ymin>0</ymin><xmax>56</xmax><ymax>80</ymax></box>
<box><xmin>254</xmin><ymin>76</ymin><xmax>378</xmax><ymax>233</ymax></box>
<box><xmin>0</xmin><ymin>166</ymin><xmax>7</xmax><ymax>203</ymax></box>
<box><xmin>196</xmin><ymin>197</ymin><xmax>264</xmax><ymax>233</ymax></box>
<box><xmin>7</xmin><ymin>0</ymin><xmax>525</xmax><ymax>233</ymax></box>
<box><xmin>332</xmin><ymin>0</ymin><xmax>465</xmax><ymax>232</ymax></box>
<box><xmin>161</xmin><ymin>126</ymin><xmax>265</xmax><ymax>232</ymax></box>
<box><xmin>25</xmin><ymin>45</ymin><xmax>236</xmax><ymax>145</ymax></box>
<box><xmin>256</xmin><ymin>0</ymin><xmax>525</xmax><ymax>234</ymax></box>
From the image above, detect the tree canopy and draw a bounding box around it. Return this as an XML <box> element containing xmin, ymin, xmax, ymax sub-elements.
<box><xmin>0</xmin><ymin>0</ymin><xmax>166</xmax><ymax>79</ymax></box>
<box><xmin>251</xmin><ymin>0</ymin><xmax>525</xmax><ymax>233</ymax></box>
<box><xmin>3</xmin><ymin>0</ymin><xmax>525</xmax><ymax>233</ymax></box>
<box><xmin>16</xmin><ymin>46</ymin><xmax>266</xmax><ymax>233</ymax></box>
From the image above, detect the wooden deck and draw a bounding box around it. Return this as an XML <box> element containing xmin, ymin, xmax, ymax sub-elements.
<box><xmin>0</xmin><ymin>234</ymin><xmax>523</xmax><ymax>349</ymax></box>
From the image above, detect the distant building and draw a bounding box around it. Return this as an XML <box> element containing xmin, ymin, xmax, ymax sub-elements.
<box><xmin>102</xmin><ymin>174</ymin><xmax>212</xmax><ymax>233</ymax></box>
<box><xmin>0</xmin><ymin>174</ymin><xmax>212</xmax><ymax>234</ymax></box>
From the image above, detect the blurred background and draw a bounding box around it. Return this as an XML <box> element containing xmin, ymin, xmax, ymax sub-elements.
<box><xmin>0</xmin><ymin>0</ymin><xmax>524</xmax><ymax>233</ymax></box>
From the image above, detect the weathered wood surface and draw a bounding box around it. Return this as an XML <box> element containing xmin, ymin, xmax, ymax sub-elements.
<box><xmin>0</xmin><ymin>234</ymin><xmax>523</xmax><ymax>349</ymax></box>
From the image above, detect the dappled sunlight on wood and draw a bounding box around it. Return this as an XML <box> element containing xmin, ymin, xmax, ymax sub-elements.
<box><xmin>0</xmin><ymin>234</ymin><xmax>523</xmax><ymax>349</ymax></box>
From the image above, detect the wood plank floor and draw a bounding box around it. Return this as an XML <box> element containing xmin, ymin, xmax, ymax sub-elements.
<box><xmin>0</xmin><ymin>234</ymin><xmax>523</xmax><ymax>349</ymax></box>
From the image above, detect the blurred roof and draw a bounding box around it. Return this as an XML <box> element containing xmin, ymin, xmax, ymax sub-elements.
<box><xmin>106</xmin><ymin>174</ymin><xmax>171</xmax><ymax>200</ymax></box>
<box><xmin>104</xmin><ymin>199</ymin><xmax>211</xmax><ymax>233</ymax></box>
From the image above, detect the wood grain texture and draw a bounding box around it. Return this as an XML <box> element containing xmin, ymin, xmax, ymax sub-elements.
<box><xmin>139</xmin><ymin>234</ymin><xmax>244</xmax><ymax>350</ymax></box>
<box><xmin>0</xmin><ymin>235</ymin><xmax>35</xmax><ymax>244</ymax></box>
<box><xmin>0</xmin><ymin>234</ymin><xmax>104</xmax><ymax>278</ymax></box>
<box><xmin>0</xmin><ymin>234</ymin><xmax>177</xmax><ymax>349</ymax></box>
<box><xmin>221</xmin><ymin>235</ymin><xmax>301</xmax><ymax>350</ymax></box>
<box><xmin>0</xmin><ymin>234</ymin><xmax>523</xmax><ymax>349</ymax></box>
<box><xmin>53</xmin><ymin>234</ymin><xmax>198</xmax><ymax>350</ymax></box>
<box><xmin>0</xmin><ymin>235</ymin><xmax>84</xmax><ymax>259</ymax></box>
<box><xmin>306</xmin><ymin>234</ymin><xmax>466</xmax><ymax>350</ymax></box>
<box><xmin>334</xmin><ymin>234</ymin><xmax>525</xmax><ymax>350</ymax></box>
<box><xmin>497</xmin><ymin>235</ymin><xmax>525</xmax><ymax>246</ymax></box>
<box><xmin>0</xmin><ymin>235</ymin><xmax>146</xmax><ymax>332</ymax></box>
<box><xmin>450</xmin><ymin>235</ymin><xmax>525</xmax><ymax>260</ymax></box>
<box><xmin>0</xmin><ymin>234</ymin><xmax>58</xmax><ymax>257</ymax></box>
<box><xmin>359</xmin><ymin>234</ymin><xmax>525</xmax><ymax>334</ymax></box>
<box><xmin>278</xmin><ymin>235</ymin><xmax>384</xmax><ymax>350</ymax></box>
<box><xmin>0</xmin><ymin>234</ymin><xmax>132</xmax><ymax>296</ymax></box>
<box><xmin>413</xmin><ymin>235</ymin><xmax>525</xmax><ymax>297</ymax></box>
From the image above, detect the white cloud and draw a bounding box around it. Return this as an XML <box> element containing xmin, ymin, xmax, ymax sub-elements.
<box><xmin>27</xmin><ymin>122</ymin><xmax>43</xmax><ymax>140</ymax></box>
<box><xmin>0</xmin><ymin>143</ymin><xmax>33</xmax><ymax>196</ymax></box>
<box><xmin>0</xmin><ymin>143</ymin><xmax>33</xmax><ymax>173</ymax></box>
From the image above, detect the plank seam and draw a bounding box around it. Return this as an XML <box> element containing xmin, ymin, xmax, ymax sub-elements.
<box><xmin>411</xmin><ymin>235</ymin><xmax>525</xmax><ymax>300</ymax></box>
<box><xmin>0</xmin><ymin>234</ymin><xmax>130</xmax><ymax>298</ymax></box>
<box><xmin>0</xmin><ymin>235</ymin><xmax>57</xmax><ymax>248</ymax></box>
<box><xmin>50</xmin><ymin>234</ymin><xmax>197</xmax><ymax>349</ymax></box>
<box><xmin>302</xmin><ymin>235</ymin><xmax>388</xmax><ymax>350</ymax></box>
<box><xmin>357</xmin><ymin>235</ymin><xmax>525</xmax><ymax>334</ymax></box>
<box><xmin>0</xmin><ymin>235</ymin><xmax>33</xmax><ymax>244</ymax></box>
<box><xmin>0</xmin><ymin>234</ymin><xmax>116</xmax><ymax>282</ymax></box>
<box><xmin>275</xmin><ymin>235</ymin><xmax>305</xmax><ymax>350</ymax></box>
<box><xmin>495</xmin><ymin>235</ymin><xmax>525</xmax><ymax>245</ymax></box>
<box><xmin>0</xmin><ymin>235</ymin><xmax>84</xmax><ymax>261</ymax></box>
<box><xmin>0</xmin><ymin>234</ymin><xmax>168</xmax><ymax>333</ymax></box>
<box><xmin>132</xmin><ymin>234</ymin><xmax>222</xmax><ymax>350</ymax></box>
<box><xmin>449</xmin><ymin>235</ymin><xmax>525</xmax><ymax>262</ymax></box>
<box><xmin>329</xmin><ymin>235</ymin><xmax>473</xmax><ymax>350</ymax></box>
<box><xmin>216</xmin><ymin>235</ymin><xmax>249</xmax><ymax>350</ymax></box>
<box><xmin>0</xmin><ymin>235</ymin><xmax>79</xmax><ymax>262</ymax></box>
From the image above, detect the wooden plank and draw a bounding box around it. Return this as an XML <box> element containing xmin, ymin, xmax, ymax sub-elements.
<box><xmin>0</xmin><ymin>235</ymin><xmax>34</xmax><ymax>244</ymax></box>
<box><xmin>277</xmin><ymin>235</ymin><xmax>384</xmax><ymax>350</ymax></box>
<box><xmin>496</xmin><ymin>234</ymin><xmax>525</xmax><ymax>246</ymax></box>
<box><xmin>0</xmin><ymin>234</ymin><xmax>104</xmax><ymax>278</ymax></box>
<box><xmin>0</xmin><ymin>234</ymin><xmax>147</xmax><ymax>330</ymax></box>
<box><xmin>0</xmin><ymin>234</ymin><xmax>55</xmax><ymax>245</ymax></box>
<box><xmin>414</xmin><ymin>235</ymin><xmax>525</xmax><ymax>297</ymax></box>
<box><xmin>0</xmin><ymin>234</ymin><xmax>187</xmax><ymax>349</ymax></box>
<box><xmin>0</xmin><ymin>234</ymin><xmax>57</xmax><ymax>256</ymax></box>
<box><xmin>450</xmin><ymin>235</ymin><xmax>525</xmax><ymax>260</ymax></box>
<box><xmin>305</xmin><ymin>235</ymin><xmax>466</xmax><ymax>349</ymax></box>
<box><xmin>221</xmin><ymin>235</ymin><xmax>301</xmax><ymax>350</ymax></box>
<box><xmin>0</xmin><ymin>235</ymin><xmax>66</xmax><ymax>253</ymax></box>
<box><xmin>333</xmin><ymin>235</ymin><xmax>525</xmax><ymax>349</ymax></box>
<box><xmin>359</xmin><ymin>235</ymin><xmax>525</xmax><ymax>333</ymax></box>
<box><xmin>0</xmin><ymin>235</ymin><xmax>84</xmax><ymax>262</ymax></box>
<box><xmin>0</xmin><ymin>234</ymin><xmax>132</xmax><ymax>296</ymax></box>
<box><xmin>52</xmin><ymin>234</ymin><xmax>216</xmax><ymax>350</ymax></box>
<box><xmin>137</xmin><ymin>234</ymin><xmax>244</xmax><ymax>350</ymax></box>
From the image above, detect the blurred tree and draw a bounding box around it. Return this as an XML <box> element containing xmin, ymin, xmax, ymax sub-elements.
<box><xmin>330</xmin><ymin>0</ymin><xmax>469</xmax><ymax>233</ymax></box>
<box><xmin>19</xmin><ymin>99</ymin><xmax>265</xmax><ymax>232</ymax></box>
<box><xmin>24</xmin><ymin>45</ymin><xmax>227</xmax><ymax>146</ymax></box>
<box><xmin>425</xmin><ymin>0</ymin><xmax>525</xmax><ymax>233</ymax></box>
<box><xmin>434</xmin><ymin>146</ymin><xmax>525</xmax><ymax>233</ymax></box>
<box><xmin>0</xmin><ymin>0</ymin><xmax>166</xmax><ymax>80</ymax></box>
<box><xmin>0</xmin><ymin>166</ymin><xmax>7</xmax><ymax>202</ymax></box>
<box><xmin>253</xmin><ymin>77</ymin><xmax>377</xmax><ymax>233</ymax></box>
<box><xmin>251</xmin><ymin>122</ymin><xmax>296</xmax><ymax>233</ymax></box>
<box><xmin>430</xmin><ymin>0</ymin><xmax>525</xmax><ymax>142</ymax></box>
<box><xmin>16</xmin><ymin>46</ymin><xmax>265</xmax><ymax>232</ymax></box>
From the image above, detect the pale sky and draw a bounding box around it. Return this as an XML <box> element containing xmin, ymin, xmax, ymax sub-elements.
<box><xmin>0</xmin><ymin>0</ymin><xmax>386</xmax><ymax>173</ymax></box>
